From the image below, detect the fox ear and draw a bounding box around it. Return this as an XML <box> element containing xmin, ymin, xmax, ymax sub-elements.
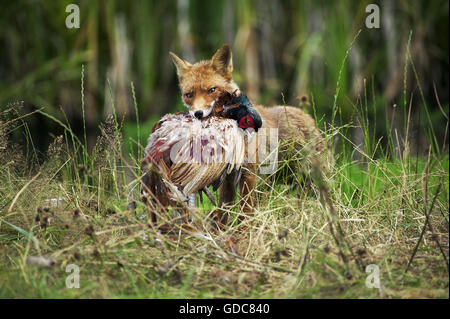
<box><xmin>169</xmin><ymin>52</ymin><xmax>191</xmax><ymax>78</ymax></box>
<box><xmin>211</xmin><ymin>44</ymin><xmax>233</xmax><ymax>77</ymax></box>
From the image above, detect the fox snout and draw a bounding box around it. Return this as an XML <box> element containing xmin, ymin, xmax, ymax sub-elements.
<box><xmin>190</xmin><ymin>105</ymin><xmax>213</xmax><ymax>119</ymax></box>
<box><xmin>194</xmin><ymin>110</ymin><xmax>203</xmax><ymax>119</ymax></box>
<box><xmin>188</xmin><ymin>97</ymin><xmax>214</xmax><ymax>119</ymax></box>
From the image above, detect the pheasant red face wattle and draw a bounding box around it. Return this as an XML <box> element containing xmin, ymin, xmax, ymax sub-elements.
<box><xmin>238</xmin><ymin>114</ymin><xmax>255</xmax><ymax>130</ymax></box>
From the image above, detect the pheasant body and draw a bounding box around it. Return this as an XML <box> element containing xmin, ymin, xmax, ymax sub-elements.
<box><xmin>142</xmin><ymin>112</ymin><xmax>249</xmax><ymax>204</ymax></box>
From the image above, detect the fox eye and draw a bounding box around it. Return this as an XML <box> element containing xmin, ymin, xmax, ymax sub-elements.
<box><xmin>208</xmin><ymin>87</ymin><xmax>216</xmax><ymax>94</ymax></box>
<box><xmin>184</xmin><ymin>92</ymin><xmax>194</xmax><ymax>99</ymax></box>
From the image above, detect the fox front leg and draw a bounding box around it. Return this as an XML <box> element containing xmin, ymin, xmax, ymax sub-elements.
<box><xmin>212</xmin><ymin>172</ymin><xmax>238</xmax><ymax>228</ymax></box>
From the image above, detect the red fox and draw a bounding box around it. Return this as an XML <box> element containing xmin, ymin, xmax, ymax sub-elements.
<box><xmin>170</xmin><ymin>44</ymin><xmax>325</xmax><ymax>227</ymax></box>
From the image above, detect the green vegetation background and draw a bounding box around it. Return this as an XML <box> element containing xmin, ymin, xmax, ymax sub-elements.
<box><xmin>0</xmin><ymin>0</ymin><xmax>448</xmax><ymax>157</ymax></box>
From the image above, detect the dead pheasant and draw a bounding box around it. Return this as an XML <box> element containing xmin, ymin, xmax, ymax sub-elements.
<box><xmin>141</xmin><ymin>90</ymin><xmax>261</xmax><ymax>225</ymax></box>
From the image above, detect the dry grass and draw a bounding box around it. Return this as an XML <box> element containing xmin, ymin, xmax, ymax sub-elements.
<box><xmin>0</xmin><ymin>108</ymin><xmax>448</xmax><ymax>299</ymax></box>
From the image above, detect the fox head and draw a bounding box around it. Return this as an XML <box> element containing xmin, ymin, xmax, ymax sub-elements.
<box><xmin>170</xmin><ymin>44</ymin><xmax>240</xmax><ymax>119</ymax></box>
